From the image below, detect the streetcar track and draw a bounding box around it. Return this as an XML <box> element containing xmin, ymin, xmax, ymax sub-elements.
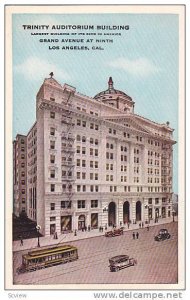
<box><xmin>15</xmin><ymin>235</ymin><xmax>177</xmax><ymax>284</ymax></box>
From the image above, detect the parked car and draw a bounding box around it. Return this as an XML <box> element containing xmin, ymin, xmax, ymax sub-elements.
<box><xmin>109</xmin><ymin>255</ymin><xmax>137</xmax><ymax>272</ymax></box>
<box><xmin>105</xmin><ymin>228</ymin><xmax>123</xmax><ymax>237</ymax></box>
<box><xmin>154</xmin><ymin>228</ymin><xmax>171</xmax><ymax>241</ymax></box>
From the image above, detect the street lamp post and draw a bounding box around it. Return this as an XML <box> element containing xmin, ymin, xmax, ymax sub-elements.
<box><xmin>36</xmin><ymin>224</ymin><xmax>41</xmax><ymax>247</ymax></box>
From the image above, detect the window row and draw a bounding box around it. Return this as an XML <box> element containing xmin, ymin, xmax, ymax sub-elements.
<box><xmin>148</xmin><ymin>139</ymin><xmax>160</xmax><ymax>147</ymax></box>
<box><xmin>148</xmin><ymin>168</ymin><xmax>160</xmax><ymax>175</ymax></box>
<box><xmin>76</xmin><ymin>119</ymin><xmax>99</xmax><ymax>131</ymax></box>
<box><xmin>148</xmin><ymin>177</ymin><xmax>160</xmax><ymax>183</ymax></box>
<box><xmin>109</xmin><ymin>128</ymin><xmax>117</xmax><ymax>135</ymax></box>
<box><xmin>148</xmin><ymin>151</ymin><xmax>160</xmax><ymax>157</ymax></box>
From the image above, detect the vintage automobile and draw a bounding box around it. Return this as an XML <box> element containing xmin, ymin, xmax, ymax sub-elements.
<box><xmin>105</xmin><ymin>228</ymin><xmax>123</xmax><ymax>237</ymax></box>
<box><xmin>109</xmin><ymin>255</ymin><xmax>137</xmax><ymax>272</ymax></box>
<box><xmin>154</xmin><ymin>228</ymin><xmax>171</xmax><ymax>241</ymax></box>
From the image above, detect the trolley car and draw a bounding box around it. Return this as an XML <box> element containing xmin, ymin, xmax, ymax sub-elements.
<box><xmin>17</xmin><ymin>244</ymin><xmax>78</xmax><ymax>274</ymax></box>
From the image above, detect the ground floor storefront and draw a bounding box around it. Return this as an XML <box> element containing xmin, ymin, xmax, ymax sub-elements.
<box><xmin>44</xmin><ymin>196</ymin><xmax>172</xmax><ymax>236</ymax></box>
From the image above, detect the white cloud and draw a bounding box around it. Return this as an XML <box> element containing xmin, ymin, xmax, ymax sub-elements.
<box><xmin>108</xmin><ymin>57</ymin><xmax>160</xmax><ymax>77</ymax></box>
<box><xmin>14</xmin><ymin>57</ymin><xmax>70</xmax><ymax>82</ymax></box>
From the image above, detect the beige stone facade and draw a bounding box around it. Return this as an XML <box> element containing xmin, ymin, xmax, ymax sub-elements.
<box><xmin>13</xmin><ymin>76</ymin><xmax>176</xmax><ymax>236</ymax></box>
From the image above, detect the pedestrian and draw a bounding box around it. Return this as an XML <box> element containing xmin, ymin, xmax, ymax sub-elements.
<box><xmin>74</xmin><ymin>230</ymin><xmax>77</xmax><ymax>236</ymax></box>
<box><xmin>139</xmin><ymin>222</ymin><xmax>141</xmax><ymax>228</ymax></box>
<box><xmin>136</xmin><ymin>232</ymin><xmax>139</xmax><ymax>239</ymax></box>
<box><xmin>142</xmin><ymin>222</ymin><xmax>144</xmax><ymax>228</ymax></box>
<box><xmin>55</xmin><ymin>232</ymin><xmax>58</xmax><ymax>239</ymax></box>
<box><xmin>147</xmin><ymin>225</ymin><xmax>149</xmax><ymax>231</ymax></box>
<box><xmin>132</xmin><ymin>232</ymin><xmax>135</xmax><ymax>240</ymax></box>
<box><xmin>20</xmin><ymin>236</ymin><xmax>23</xmax><ymax>246</ymax></box>
<box><xmin>127</xmin><ymin>222</ymin><xmax>130</xmax><ymax>229</ymax></box>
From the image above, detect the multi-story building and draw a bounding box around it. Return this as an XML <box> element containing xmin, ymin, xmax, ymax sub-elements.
<box><xmin>13</xmin><ymin>75</ymin><xmax>176</xmax><ymax>236</ymax></box>
<box><xmin>13</xmin><ymin>134</ymin><xmax>27</xmax><ymax>216</ymax></box>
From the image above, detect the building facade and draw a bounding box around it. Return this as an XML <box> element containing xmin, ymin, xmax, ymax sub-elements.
<box><xmin>13</xmin><ymin>75</ymin><xmax>176</xmax><ymax>236</ymax></box>
<box><xmin>13</xmin><ymin>134</ymin><xmax>27</xmax><ymax>216</ymax></box>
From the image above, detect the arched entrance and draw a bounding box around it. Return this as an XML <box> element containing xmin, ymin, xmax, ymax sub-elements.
<box><xmin>123</xmin><ymin>201</ymin><xmax>130</xmax><ymax>224</ymax></box>
<box><xmin>108</xmin><ymin>202</ymin><xmax>116</xmax><ymax>226</ymax></box>
<box><xmin>78</xmin><ymin>214</ymin><xmax>86</xmax><ymax>230</ymax></box>
<box><xmin>136</xmin><ymin>201</ymin><xmax>142</xmax><ymax>221</ymax></box>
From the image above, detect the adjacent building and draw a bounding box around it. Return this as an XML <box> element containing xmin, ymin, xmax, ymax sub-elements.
<box><xmin>13</xmin><ymin>75</ymin><xmax>176</xmax><ymax>236</ymax></box>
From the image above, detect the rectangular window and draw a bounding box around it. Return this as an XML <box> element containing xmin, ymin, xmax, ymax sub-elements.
<box><xmin>110</xmin><ymin>186</ymin><xmax>113</xmax><ymax>192</ymax></box>
<box><xmin>61</xmin><ymin>201</ymin><xmax>71</xmax><ymax>209</ymax></box>
<box><xmin>50</xmin><ymin>155</ymin><xmax>55</xmax><ymax>164</ymax></box>
<box><xmin>21</xmin><ymin>154</ymin><xmax>25</xmax><ymax>159</ymax></box>
<box><xmin>50</xmin><ymin>217</ymin><xmax>56</xmax><ymax>222</ymax></box>
<box><xmin>95</xmin><ymin>139</ymin><xmax>98</xmax><ymax>145</ymax></box>
<box><xmin>50</xmin><ymin>170</ymin><xmax>55</xmax><ymax>178</ymax></box>
<box><xmin>90</xmin><ymin>185</ymin><xmax>94</xmax><ymax>192</ymax></box>
<box><xmin>148</xmin><ymin>198</ymin><xmax>152</xmax><ymax>204</ymax></box>
<box><xmin>50</xmin><ymin>203</ymin><xmax>55</xmax><ymax>210</ymax></box>
<box><xmin>77</xmin><ymin>172</ymin><xmax>80</xmax><ymax>179</ymax></box>
<box><xmin>77</xmin><ymin>185</ymin><xmax>81</xmax><ymax>192</ymax></box>
<box><xmin>82</xmin><ymin>185</ymin><xmax>86</xmax><ymax>192</ymax></box>
<box><xmin>51</xmin><ymin>184</ymin><xmax>55</xmax><ymax>192</ymax></box>
<box><xmin>95</xmin><ymin>161</ymin><xmax>98</xmax><ymax>169</ymax></box>
<box><xmin>50</xmin><ymin>112</ymin><xmax>55</xmax><ymax>119</ymax></box>
<box><xmin>50</xmin><ymin>127</ymin><xmax>55</xmax><ymax>136</ymax></box>
<box><xmin>77</xmin><ymin>200</ymin><xmax>85</xmax><ymax>209</ymax></box>
<box><xmin>110</xmin><ymin>153</ymin><xmax>113</xmax><ymax>159</ymax></box>
<box><xmin>77</xmin><ymin>119</ymin><xmax>81</xmax><ymax>126</ymax></box>
<box><xmin>155</xmin><ymin>198</ymin><xmax>159</xmax><ymax>204</ymax></box>
<box><xmin>90</xmin><ymin>123</ymin><xmax>94</xmax><ymax>129</ymax></box>
<box><xmin>95</xmin><ymin>149</ymin><xmax>98</xmax><ymax>157</ymax></box>
<box><xmin>82</xmin><ymin>160</ymin><xmax>86</xmax><ymax>167</ymax></box>
<box><xmin>95</xmin><ymin>185</ymin><xmax>99</xmax><ymax>192</ymax></box>
<box><xmin>95</xmin><ymin>124</ymin><xmax>99</xmax><ymax>131</ymax></box>
<box><xmin>95</xmin><ymin>173</ymin><xmax>98</xmax><ymax>180</ymax></box>
<box><xmin>90</xmin><ymin>173</ymin><xmax>93</xmax><ymax>180</ymax></box>
<box><xmin>50</xmin><ymin>141</ymin><xmax>55</xmax><ymax>150</ymax></box>
<box><xmin>90</xmin><ymin>161</ymin><xmax>93</xmax><ymax>168</ymax></box>
<box><xmin>82</xmin><ymin>121</ymin><xmax>86</xmax><ymax>127</ymax></box>
<box><xmin>82</xmin><ymin>172</ymin><xmax>86</xmax><ymax>179</ymax></box>
<box><xmin>106</xmin><ymin>174</ymin><xmax>109</xmax><ymax>181</ymax></box>
<box><xmin>21</xmin><ymin>180</ymin><xmax>25</xmax><ymax>185</ymax></box>
<box><xmin>77</xmin><ymin>146</ymin><xmax>80</xmax><ymax>154</ymax></box>
<box><xmin>76</xmin><ymin>159</ymin><xmax>80</xmax><ymax>167</ymax></box>
<box><xmin>90</xmin><ymin>148</ymin><xmax>93</xmax><ymax>156</ymax></box>
<box><xmin>114</xmin><ymin>186</ymin><xmax>117</xmax><ymax>192</ymax></box>
<box><xmin>82</xmin><ymin>147</ymin><xmax>86</xmax><ymax>155</ymax></box>
<box><xmin>91</xmin><ymin>200</ymin><xmax>98</xmax><ymax>208</ymax></box>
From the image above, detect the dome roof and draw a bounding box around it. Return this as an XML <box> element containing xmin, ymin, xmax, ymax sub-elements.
<box><xmin>94</xmin><ymin>77</ymin><xmax>132</xmax><ymax>101</ymax></box>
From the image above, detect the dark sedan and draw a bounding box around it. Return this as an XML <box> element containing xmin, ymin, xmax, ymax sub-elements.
<box><xmin>154</xmin><ymin>229</ymin><xmax>171</xmax><ymax>241</ymax></box>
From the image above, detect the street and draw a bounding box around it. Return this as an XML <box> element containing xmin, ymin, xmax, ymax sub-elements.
<box><xmin>13</xmin><ymin>222</ymin><xmax>178</xmax><ymax>285</ymax></box>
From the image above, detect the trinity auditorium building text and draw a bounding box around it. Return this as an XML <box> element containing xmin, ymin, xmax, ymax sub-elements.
<box><xmin>13</xmin><ymin>75</ymin><xmax>176</xmax><ymax>236</ymax></box>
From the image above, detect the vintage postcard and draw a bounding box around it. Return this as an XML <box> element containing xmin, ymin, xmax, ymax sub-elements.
<box><xmin>5</xmin><ymin>4</ymin><xmax>185</xmax><ymax>292</ymax></box>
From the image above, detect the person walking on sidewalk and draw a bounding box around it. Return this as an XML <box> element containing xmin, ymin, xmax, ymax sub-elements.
<box><xmin>132</xmin><ymin>232</ymin><xmax>135</xmax><ymax>240</ymax></box>
<box><xmin>136</xmin><ymin>232</ymin><xmax>139</xmax><ymax>239</ymax></box>
<box><xmin>20</xmin><ymin>236</ymin><xmax>23</xmax><ymax>246</ymax></box>
<box><xmin>147</xmin><ymin>225</ymin><xmax>149</xmax><ymax>231</ymax></box>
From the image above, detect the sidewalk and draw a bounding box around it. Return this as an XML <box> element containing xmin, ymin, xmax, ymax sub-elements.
<box><xmin>13</xmin><ymin>217</ymin><xmax>177</xmax><ymax>252</ymax></box>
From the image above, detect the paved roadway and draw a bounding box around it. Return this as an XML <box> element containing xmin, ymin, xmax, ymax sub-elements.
<box><xmin>13</xmin><ymin>222</ymin><xmax>178</xmax><ymax>285</ymax></box>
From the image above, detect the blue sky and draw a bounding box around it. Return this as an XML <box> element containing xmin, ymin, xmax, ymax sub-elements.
<box><xmin>12</xmin><ymin>13</ymin><xmax>179</xmax><ymax>193</ymax></box>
